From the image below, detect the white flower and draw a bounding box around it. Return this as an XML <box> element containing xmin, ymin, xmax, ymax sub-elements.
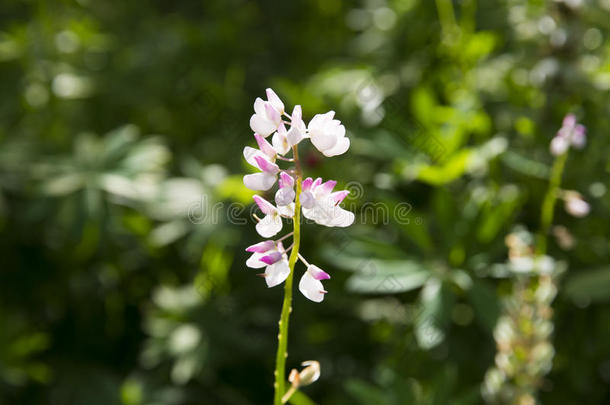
<box><xmin>299</xmin><ymin>265</ymin><xmax>330</xmax><ymax>303</ymax></box>
<box><xmin>300</xmin><ymin>177</ymin><xmax>354</xmax><ymax>227</ymax></box>
<box><xmin>563</xmin><ymin>191</ymin><xmax>590</xmax><ymax>217</ymax></box>
<box><xmin>253</xmin><ymin>195</ymin><xmax>284</xmax><ymax>237</ymax></box>
<box><xmin>249</xmin><ymin>88</ymin><xmax>284</xmax><ymax>137</ymax></box>
<box><xmin>308</xmin><ymin>111</ymin><xmax>350</xmax><ymax>157</ymax></box>
<box><xmin>243</xmin><ymin>148</ymin><xmax>280</xmax><ymax>191</ymax></box>
<box><xmin>245</xmin><ymin>240</ymin><xmax>290</xmax><ymax>288</ymax></box>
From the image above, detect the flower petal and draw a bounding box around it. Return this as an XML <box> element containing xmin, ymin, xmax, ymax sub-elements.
<box><xmin>272</xmin><ymin>131</ymin><xmax>291</xmax><ymax>155</ymax></box>
<box><xmin>244</xmin><ymin>172</ymin><xmax>276</xmax><ymax>191</ymax></box>
<box><xmin>250</xmin><ymin>114</ymin><xmax>277</xmax><ymax>137</ymax></box>
<box><xmin>260</xmin><ymin>251</ymin><xmax>283</xmax><ymax>265</ymax></box>
<box><xmin>246</xmin><ymin>252</ymin><xmax>266</xmax><ymax>269</ymax></box>
<box><xmin>253</xmin><ymin>195</ymin><xmax>277</xmax><ymax>215</ymax></box>
<box><xmin>266</xmin><ymin>88</ymin><xmax>284</xmax><ymax>114</ymax></box>
<box><xmin>265</xmin><ymin>259</ymin><xmax>290</xmax><ymax>287</ymax></box>
<box><xmin>254</xmin><ymin>133</ymin><xmax>277</xmax><ymax>158</ymax></box>
<box><xmin>550</xmin><ymin>136</ymin><xmax>569</xmax><ymax>156</ymax></box>
<box><xmin>307</xmin><ymin>264</ymin><xmax>330</xmax><ymax>280</ymax></box>
<box><xmin>302</xmin><ymin>177</ymin><xmax>313</xmax><ymax>192</ymax></box>
<box><xmin>256</xmin><ymin>213</ymin><xmax>282</xmax><ymax>237</ymax></box>
<box><xmin>275</xmin><ymin>187</ymin><xmax>296</xmax><ymax>206</ymax></box>
<box><xmin>299</xmin><ymin>270</ymin><xmax>326</xmax><ymax>303</ymax></box>
<box><xmin>331</xmin><ymin>190</ymin><xmax>350</xmax><ymax>204</ymax></box>
<box><xmin>278</xmin><ymin>172</ymin><xmax>295</xmax><ymax>188</ymax></box>
<box><xmin>315</xmin><ymin>180</ymin><xmax>337</xmax><ymax>198</ymax></box>
<box><xmin>300</xmin><ymin>191</ymin><xmax>315</xmax><ymax>209</ymax></box>
<box><xmin>254</xmin><ymin>155</ymin><xmax>279</xmax><ymax>174</ymax></box>
<box><xmin>245</xmin><ymin>240</ymin><xmax>275</xmax><ymax>253</ymax></box>
<box><xmin>286</xmin><ymin>126</ymin><xmax>304</xmax><ymax>147</ymax></box>
<box><xmin>322</xmin><ymin>136</ymin><xmax>350</xmax><ymax>157</ymax></box>
<box><xmin>278</xmin><ymin>203</ymin><xmax>295</xmax><ymax>218</ymax></box>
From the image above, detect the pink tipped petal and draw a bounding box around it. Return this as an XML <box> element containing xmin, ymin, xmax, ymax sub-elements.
<box><xmin>243</xmin><ymin>172</ymin><xmax>277</xmax><ymax>191</ymax></box>
<box><xmin>312</xmin><ymin>177</ymin><xmax>323</xmax><ymax>189</ymax></box>
<box><xmin>260</xmin><ymin>251</ymin><xmax>283</xmax><ymax>265</ymax></box>
<box><xmin>254</xmin><ymin>155</ymin><xmax>279</xmax><ymax>173</ymax></box>
<box><xmin>279</xmin><ymin>172</ymin><xmax>295</xmax><ymax>188</ymax></box>
<box><xmin>292</xmin><ymin>105</ymin><xmax>302</xmax><ymax>122</ymax></box>
<box><xmin>317</xmin><ymin>180</ymin><xmax>337</xmax><ymax>197</ymax></box>
<box><xmin>254</xmin><ymin>133</ymin><xmax>276</xmax><ymax>158</ymax></box>
<box><xmin>265</xmin><ymin>103</ymin><xmax>281</xmax><ymax>124</ymax></box>
<box><xmin>302</xmin><ymin>177</ymin><xmax>313</xmax><ymax>191</ymax></box>
<box><xmin>331</xmin><ymin>190</ymin><xmax>350</xmax><ymax>204</ymax></box>
<box><xmin>253</xmin><ymin>195</ymin><xmax>277</xmax><ymax>215</ymax></box>
<box><xmin>256</xmin><ymin>213</ymin><xmax>282</xmax><ymax>238</ymax></box>
<box><xmin>265</xmin><ymin>259</ymin><xmax>290</xmax><ymax>288</ymax></box>
<box><xmin>308</xmin><ymin>265</ymin><xmax>330</xmax><ymax>280</ymax></box>
<box><xmin>245</xmin><ymin>240</ymin><xmax>275</xmax><ymax>253</ymax></box>
<box><xmin>266</xmin><ymin>88</ymin><xmax>284</xmax><ymax>113</ymax></box>
<box><xmin>562</xmin><ymin>114</ymin><xmax>576</xmax><ymax>128</ymax></box>
<box><xmin>299</xmin><ymin>271</ymin><xmax>326</xmax><ymax>303</ymax></box>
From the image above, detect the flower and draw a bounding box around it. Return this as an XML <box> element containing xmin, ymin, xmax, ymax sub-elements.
<box><xmin>245</xmin><ymin>241</ymin><xmax>290</xmax><ymax>287</ymax></box>
<box><xmin>308</xmin><ymin>111</ymin><xmax>350</xmax><ymax>157</ymax></box>
<box><xmin>299</xmin><ymin>265</ymin><xmax>330</xmax><ymax>303</ymax></box>
<box><xmin>249</xmin><ymin>88</ymin><xmax>284</xmax><ymax>137</ymax></box>
<box><xmin>562</xmin><ymin>191</ymin><xmax>590</xmax><ymax>217</ymax></box>
<box><xmin>550</xmin><ymin>114</ymin><xmax>586</xmax><ymax>156</ymax></box>
<box><xmin>275</xmin><ymin>171</ymin><xmax>295</xmax><ymax>206</ymax></box>
<box><xmin>244</xmin><ymin>89</ymin><xmax>356</xmax><ymax>305</ymax></box>
<box><xmin>253</xmin><ymin>195</ymin><xmax>284</xmax><ymax>237</ymax></box>
<box><xmin>300</xmin><ymin>177</ymin><xmax>354</xmax><ymax>227</ymax></box>
<box><xmin>243</xmin><ymin>148</ymin><xmax>280</xmax><ymax>191</ymax></box>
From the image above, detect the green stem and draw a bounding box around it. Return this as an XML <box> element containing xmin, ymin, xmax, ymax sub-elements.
<box><xmin>435</xmin><ymin>0</ymin><xmax>458</xmax><ymax>43</ymax></box>
<box><xmin>273</xmin><ymin>146</ymin><xmax>302</xmax><ymax>405</ymax></box>
<box><xmin>536</xmin><ymin>151</ymin><xmax>568</xmax><ymax>255</ymax></box>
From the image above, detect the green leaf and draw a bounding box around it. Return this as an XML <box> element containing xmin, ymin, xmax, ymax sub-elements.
<box><xmin>415</xmin><ymin>280</ymin><xmax>455</xmax><ymax>349</ymax></box>
<box><xmin>467</xmin><ymin>279</ymin><xmax>500</xmax><ymax>331</ymax></box>
<box><xmin>345</xmin><ymin>259</ymin><xmax>430</xmax><ymax>294</ymax></box>
<box><xmin>564</xmin><ymin>267</ymin><xmax>610</xmax><ymax>303</ymax></box>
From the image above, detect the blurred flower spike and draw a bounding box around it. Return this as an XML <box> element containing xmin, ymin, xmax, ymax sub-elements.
<box><xmin>550</xmin><ymin>114</ymin><xmax>586</xmax><ymax>156</ymax></box>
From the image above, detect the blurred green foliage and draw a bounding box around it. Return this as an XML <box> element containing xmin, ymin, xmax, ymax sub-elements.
<box><xmin>1</xmin><ymin>0</ymin><xmax>610</xmax><ymax>404</ymax></box>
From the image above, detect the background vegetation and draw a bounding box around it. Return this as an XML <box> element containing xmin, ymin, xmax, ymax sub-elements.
<box><xmin>1</xmin><ymin>0</ymin><xmax>609</xmax><ymax>404</ymax></box>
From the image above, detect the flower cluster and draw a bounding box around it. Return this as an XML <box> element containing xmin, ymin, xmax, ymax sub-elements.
<box><xmin>550</xmin><ymin>114</ymin><xmax>586</xmax><ymax>156</ymax></box>
<box><xmin>243</xmin><ymin>88</ymin><xmax>354</xmax><ymax>302</ymax></box>
<box><xmin>483</xmin><ymin>231</ymin><xmax>560</xmax><ymax>405</ymax></box>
